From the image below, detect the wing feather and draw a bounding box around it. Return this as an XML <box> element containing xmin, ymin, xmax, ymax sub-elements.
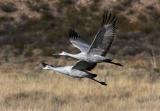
<box><xmin>72</xmin><ymin>60</ymin><xmax>97</xmax><ymax>71</ymax></box>
<box><xmin>69</xmin><ymin>29</ymin><xmax>90</xmax><ymax>52</ymax></box>
<box><xmin>87</xmin><ymin>11</ymin><xmax>117</xmax><ymax>56</ymax></box>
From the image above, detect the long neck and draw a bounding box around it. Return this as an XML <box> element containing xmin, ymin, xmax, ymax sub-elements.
<box><xmin>48</xmin><ymin>66</ymin><xmax>70</xmax><ymax>75</ymax></box>
<box><xmin>64</xmin><ymin>52</ymin><xmax>79</xmax><ymax>59</ymax></box>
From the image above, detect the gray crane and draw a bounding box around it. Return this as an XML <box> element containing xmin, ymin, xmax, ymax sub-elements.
<box><xmin>53</xmin><ymin>11</ymin><xmax>123</xmax><ymax>67</ymax></box>
<box><xmin>41</xmin><ymin>61</ymin><xmax>107</xmax><ymax>86</ymax></box>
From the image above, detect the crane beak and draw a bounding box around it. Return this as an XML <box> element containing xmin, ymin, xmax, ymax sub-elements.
<box><xmin>52</xmin><ymin>53</ymin><xmax>60</xmax><ymax>57</ymax></box>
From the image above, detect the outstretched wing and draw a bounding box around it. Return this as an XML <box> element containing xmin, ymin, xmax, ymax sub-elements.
<box><xmin>72</xmin><ymin>60</ymin><xmax>97</xmax><ymax>71</ymax></box>
<box><xmin>87</xmin><ymin>11</ymin><xmax>117</xmax><ymax>56</ymax></box>
<box><xmin>69</xmin><ymin>29</ymin><xmax>90</xmax><ymax>52</ymax></box>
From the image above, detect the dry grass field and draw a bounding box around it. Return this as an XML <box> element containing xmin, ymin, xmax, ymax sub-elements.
<box><xmin>0</xmin><ymin>57</ymin><xmax>159</xmax><ymax>111</ymax></box>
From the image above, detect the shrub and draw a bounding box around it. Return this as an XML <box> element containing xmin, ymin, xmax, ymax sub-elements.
<box><xmin>26</xmin><ymin>0</ymin><xmax>50</xmax><ymax>12</ymax></box>
<box><xmin>0</xmin><ymin>2</ymin><xmax>17</xmax><ymax>13</ymax></box>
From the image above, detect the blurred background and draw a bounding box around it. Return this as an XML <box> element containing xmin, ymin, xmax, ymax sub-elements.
<box><xmin>0</xmin><ymin>0</ymin><xmax>159</xmax><ymax>59</ymax></box>
<box><xmin>0</xmin><ymin>0</ymin><xmax>160</xmax><ymax>111</ymax></box>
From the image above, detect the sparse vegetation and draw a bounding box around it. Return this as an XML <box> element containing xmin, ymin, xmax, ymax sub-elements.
<box><xmin>0</xmin><ymin>0</ymin><xmax>159</xmax><ymax>57</ymax></box>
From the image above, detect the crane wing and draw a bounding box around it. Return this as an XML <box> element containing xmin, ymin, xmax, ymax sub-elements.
<box><xmin>87</xmin><ymin>11</ymin><xmax>117</xmax><ymax>56</ymax></box>
<box><xmin>69</xmin><ymin>29</ymin><xmax>90</xmax><ymax>52</ymax></box>
<box><xmin>72</xmin><ymin>60</ymin><xmax>97</xmax><ymax>71</ymax></box>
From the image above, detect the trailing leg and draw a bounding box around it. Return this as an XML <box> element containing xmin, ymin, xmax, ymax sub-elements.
<box><xmin>89</xmin><ymin>78</ymin><xmax>107</xmax><ymax>86</ymax></box>
<box><xmin>104</xmin><ymin>59</ymin><xmax>123</xmax><ymax>67</ymax></box>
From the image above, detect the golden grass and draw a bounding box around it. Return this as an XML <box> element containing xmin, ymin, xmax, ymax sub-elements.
<box><xmin>0</xmin><ymin>57</ymin><xmax>160</xmax><ymax>111</ymax></box>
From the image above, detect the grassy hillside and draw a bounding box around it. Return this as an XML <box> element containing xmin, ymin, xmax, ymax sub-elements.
<box><xmin>0</xmin><ymin>0</ymin><xmax>160</xmax><ymax>58</ymax></box>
